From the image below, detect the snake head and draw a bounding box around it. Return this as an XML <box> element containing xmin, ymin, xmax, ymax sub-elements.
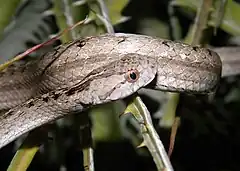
<box><xmin>71</xmin><ymin>54</ymin><xmax>158</xmax><ymax>105</ymax></box>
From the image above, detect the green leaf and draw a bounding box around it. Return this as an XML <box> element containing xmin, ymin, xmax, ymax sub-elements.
<box><xmin>172</xmin><ymin>0</ymin><xmax>240</xmax><ymax>36</ymax></box>
<box><xmin>0</xmin><ymin>0</ymin><xmax>21</xmax><ymax>38</ymax></box>
<box><xmin>105</xmin><ymin>0</ymin><xmax>130</xmax><ymax>25</ymax></box>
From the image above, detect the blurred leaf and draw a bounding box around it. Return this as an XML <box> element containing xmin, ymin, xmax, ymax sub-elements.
<box><xmin>171</xmin><ymin>0</ymin><xmax>200</xmax><ymax>10</ymax></box>
<box><xmin>210</xmin><ymin>0</ymin><xmax>240</xmax><ymax>36</ymax></box>
<box><xmin>7</xmin><ymin>146</ymin><xmax>39</xmax><ymax>171</ymax></box>
<box><xmin>0</xmin><ymin>0</ymin><xmax>21</xmax><ymax>37</ymax></box>
<box><xmin>172</xmin><ymin>0</ymin><xmax>240</xmax><ymax>35</ymax></box>
<box><xmin>137</xmin><ymin>18</ymin><xmax>170</xmax><ymax>39</ymax></box>
<box><xmin>53</xmin><ymin>0</ymin><xmax>74</xmax><ymax>42</ymax></box>
<box><xmin>0</xmin><ymin>0</ymin><xmax>55</xmax><ymax>64</ymax></box>
<box><xmin>87</xmin><ymin>0</ymin><xmax>129</xmax><ymax>27</ymax></box>
<box><xmin>90</xmin><ymin>101</ymin><xmax>125</xmax><ymax>142</ymax></box>
<box><xmin>105</xmin><ymin>0</ymin><xmax>130</xmax><ymax>25</ymax></box>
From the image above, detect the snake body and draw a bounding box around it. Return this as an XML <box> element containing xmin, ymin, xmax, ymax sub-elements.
<box><xmin>0</xmin><ymin>33</ymin><xmax>222</xmax><ymax>149</ymax></box>
<box><xmin>212</xmin><ymin>47</ymin><xmax>240</xmax><ymax>77</ymax></box>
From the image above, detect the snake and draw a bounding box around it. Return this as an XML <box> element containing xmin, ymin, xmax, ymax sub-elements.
<box><xmin>0</xmin><ymin>33</ymin><xmax>230</xmax><ymax>149</ymax></box>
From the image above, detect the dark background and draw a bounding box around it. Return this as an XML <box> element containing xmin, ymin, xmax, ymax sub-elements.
<box><xmin>0</xmin><ymin>0</ymin><xmax>240</xmax><ymax>171</ymax></box>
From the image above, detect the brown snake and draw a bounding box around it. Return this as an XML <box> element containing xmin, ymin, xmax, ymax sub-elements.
<box><xmin>0</xmin><ymin>33</ymin><xmax>228</xmax><ymax>149</ymax></box>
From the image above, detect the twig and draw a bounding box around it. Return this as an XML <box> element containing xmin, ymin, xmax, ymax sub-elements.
<box><xmin>62</xmin><ymin>0</ymin><xmax>78</xmax><ymax>39</ymax></box>
<box><xmin>83</xmin><ymin>147</ymin><xmax>95</xmax><ymax>171</ymax></box>
<box><xmin>123</xmin><ymin>96</ymin><xmax>174</xmax><ymax>171</ymax></box>
<box><xmin>6</xmin><ymin>128</ymin><xmax>48</xmax><ymax>171</ymax></box>
<box><xmin>96</xmin><ymin>0</ymin><xmax>114</xmax><ymax>33</ymax></box>
<box><xmin>168</xmin><ymin>117</ymin><xmax>180</xmax><ymax>157</ymax></box>
<box><xmin>214</xmin><ymin>0</ymin><xmax>227</xmax><ymax>35</ymax></box>
<box><xmin>191</xmin><ymin>0</ymin><xmax>213</xmax><ymax>45</ymax></box>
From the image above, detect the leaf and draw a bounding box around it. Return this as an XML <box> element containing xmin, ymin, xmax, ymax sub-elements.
<box><xmin>0</xmin><ymin>0</ymin><xmax>55</xmax><ymax>64</ymax></box>
<box><xmin>0</xmin><ymin>0</ymin><xmax>22</xmax><ymax>37</ymax></box>
<box><xmin>105</xmin><ymin>0</ymin><xmax>130</xmax><ymax>25</ymax></box>
<box><xmin>171</xmin><ymin>0</ymin><xmax>240</xmax><ymax>36</ymax></box>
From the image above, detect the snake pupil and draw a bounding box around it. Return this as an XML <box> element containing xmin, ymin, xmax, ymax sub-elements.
<box><xmin>125</xmin><ymin>69</ymin><xmax>139</xmax><ymax>83</ymax></box>
<box><xmin>130</xmin><ymin>72</ymin><xmax>137</xmax><ymax>80</ymax></box>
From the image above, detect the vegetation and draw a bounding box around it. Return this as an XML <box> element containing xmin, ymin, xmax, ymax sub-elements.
<box><xmin>0</xmin><ymin>0</ymin><xmax>240</xmax><ymax>171</ymax></box>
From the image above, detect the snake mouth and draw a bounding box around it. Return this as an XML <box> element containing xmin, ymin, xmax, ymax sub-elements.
<box><xmin>144</xmin><ymin>76</ymin><xmax>158</xmax><ymax>89</ymax></box>
<box><xmin>142</xmin><ymin>71</ymin><xmax>219</xmax><ymax>94</ymax></box>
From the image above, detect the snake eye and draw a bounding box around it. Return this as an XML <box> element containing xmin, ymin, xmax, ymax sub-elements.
<box><xmin>125</xmin><ymin>69</ymin><xmax>140</xmax><ymax>83</ymax></box>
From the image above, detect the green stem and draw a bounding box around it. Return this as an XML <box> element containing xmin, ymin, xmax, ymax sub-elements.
<box><xmin>7</xmin><ymin>128</ymin><xmax>48</xmax><ymax>171</ymax></box>
<box><xmin>53</xmin><ymin>0</ymin><xmax>73</xmax><ymax>42</ymax></box>
<box><xmin>189</xmin><ymin>0</ymin><xmax>213</xmax><ymax>45</ymax></box>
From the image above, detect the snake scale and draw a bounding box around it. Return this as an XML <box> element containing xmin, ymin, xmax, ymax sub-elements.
<box><xmin>0</xmin><ymin>33</ymin><xmax>226</xmax><ymax>149</ymax></box>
